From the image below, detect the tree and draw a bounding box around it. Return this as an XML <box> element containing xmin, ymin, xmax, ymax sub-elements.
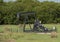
<box><xmin>0</xmin><ymin>0</ymin><xmax>60</xmax><ymax>24</ymax></box>
<box><xmin>0</xmin><ymin>0</ymin><xmax>3</xmax><ymax>3</ymax></box>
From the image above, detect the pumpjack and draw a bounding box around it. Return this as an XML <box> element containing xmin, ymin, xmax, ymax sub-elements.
<box><xmin>17</xmin><ymin>11</ymin><xmax>57</xmax><ymax>32</ymax></box>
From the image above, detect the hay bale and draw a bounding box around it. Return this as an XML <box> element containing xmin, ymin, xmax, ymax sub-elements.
<box><xmin>51</xmin><ymin>31</ymin><xmax>57</xmax><ymax>38</ymax></box>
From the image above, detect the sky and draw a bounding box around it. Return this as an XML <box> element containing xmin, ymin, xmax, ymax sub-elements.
<box><xmin>3</xmin><ymin>0</ymin><xmax>60</xmax><ymax>2</ymax></box>
<box><xmin>3</xmin><ymin>0</ymin><xmax>16</xmax><ymax>2</ymax></box>
<box><xmin>39</xmin><ymin>0</ymin><xmax>60</xmax><ymax>2</ymax></box>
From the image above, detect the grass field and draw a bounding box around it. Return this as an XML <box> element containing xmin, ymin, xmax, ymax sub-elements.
<box><xmin>0</xmin><ymin>24</ymin><xmax>60</xmax><ymax>42</ymax></box>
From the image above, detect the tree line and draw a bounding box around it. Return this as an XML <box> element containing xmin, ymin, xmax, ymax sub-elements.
<box><xmin>0</xmin><ymin>0</ymin><xmax>60</xmax><ymax>24</ymax></box>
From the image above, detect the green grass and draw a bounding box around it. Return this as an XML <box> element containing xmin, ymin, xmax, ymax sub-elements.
<box><xmin>0</xmin><ymin>24</ymin><xmax>60</xmax><ymax>42</ymax></box>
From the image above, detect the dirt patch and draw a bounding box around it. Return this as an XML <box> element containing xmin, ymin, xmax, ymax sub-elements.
<box><xmin>37</xmin><ymin>33</ymin><xmax>51</xmax><ymax>34</ymax></box>
<box><xmin>5</xmin><ymin>39</ymin><xmax>16</xmax><ymax>42</ymax></box>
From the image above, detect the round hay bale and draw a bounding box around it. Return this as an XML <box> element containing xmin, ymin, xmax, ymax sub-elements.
<box><xmin>51</xmin><ymin>31</ymin><xmax>57</xmax><ymax>38</ymax></box>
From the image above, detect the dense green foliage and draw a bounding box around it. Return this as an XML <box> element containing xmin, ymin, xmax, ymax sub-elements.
<box><xmin>0</xmin><ymin>0</ymin><xmax>3</xmax><ymax>3</ymax></box>
<box><xmin>0</xmin><ymin>0</ymin><xmax>60</xmax><ymax>24</ymax></box>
